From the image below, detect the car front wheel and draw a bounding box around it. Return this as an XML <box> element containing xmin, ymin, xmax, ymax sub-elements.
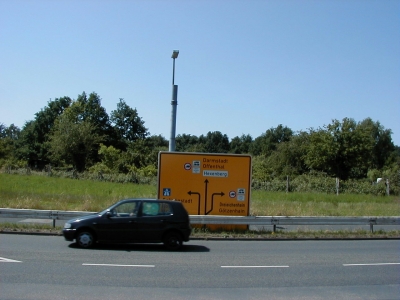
<box><xmin>163</xmin><ymin>231</ymin><xmax>183</xmax><ymax>251</ymax></box>
<box><xmin>76</xmin><ymin>230</ymin><xmax>95</xmax><ymax>248</ymax></box>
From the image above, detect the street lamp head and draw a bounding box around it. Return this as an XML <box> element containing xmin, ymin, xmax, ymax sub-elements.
<box><xmin>171</xmin><ymin>50</ymin><xmax>179</xmax><ymax>59</ymax></box>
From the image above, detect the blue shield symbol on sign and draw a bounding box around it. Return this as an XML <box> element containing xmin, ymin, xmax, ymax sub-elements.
<box><xmin>163</xmin><ymin>188</ymin><xmax>171</xmax><ymax>196</ymax></box>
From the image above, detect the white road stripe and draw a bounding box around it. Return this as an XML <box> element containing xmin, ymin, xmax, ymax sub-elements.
<box><xmin>83</xmin><ymin>263</ymin><xmax>154</xmax><ymax>267</ymax></box>
<box><xmin>343</xmin><ymin>263</ymin><xmax>400</xmax><ymax>266</ymax></box>
<box><xmin>0</xmin><ymin>257</ymin><xmax>22</xmax><ymax>263</ymax></box>
<box><xmin>221</xmin><ymin>265</ymin><xmax>289</xmax><ymax>268</ymax></box>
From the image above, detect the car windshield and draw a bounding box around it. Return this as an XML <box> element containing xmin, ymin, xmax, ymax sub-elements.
<box><xmin>99</xmin><ymin>201</ymin><xmax>137</xmax><ymax>216</ymax></box>
<box><xmin>112</xmin><ymin>202</ymin><xmax>138</xmax><ymax>217</ymax></box>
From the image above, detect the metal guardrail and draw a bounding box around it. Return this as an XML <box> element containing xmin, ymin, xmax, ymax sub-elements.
<box><xmin>191</xmin><ymin>215</ymin><xmax>400</xmax><ymax>233</ymax></box>
<box><xmin>1</xmin><ymin>208</ymin><xmax>399</xmax><ymax>232</ymax></box>
<box><xmin>0</xmin><ymin>208</ymin><xmax>91</xmax><ymax>220</ymax></box>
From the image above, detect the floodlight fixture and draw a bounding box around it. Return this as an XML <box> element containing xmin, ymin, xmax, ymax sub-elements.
<box><xmin>171</xmin><ymin>50</ymin><xmax>179</xmax><ymax>59</ymax></box>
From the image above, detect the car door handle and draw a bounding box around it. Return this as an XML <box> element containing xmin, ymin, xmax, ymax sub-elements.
<box><xmin>128</xmin><ymin>220</ymin><xmax>137</xmax><ymax>223</ymax></box>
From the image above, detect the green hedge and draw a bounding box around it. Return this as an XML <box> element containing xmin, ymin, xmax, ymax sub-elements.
<box><xmin>1</xmin><ymin>168</ymin><xmax>157</xmax><ymax>185</ymax></box>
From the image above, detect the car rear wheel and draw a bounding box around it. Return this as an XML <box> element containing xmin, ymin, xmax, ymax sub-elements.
<box><xmin>76</xmin><ymin>230</ymin><xmax>95</xmax><ymax>248</ymax></box>
<box><xmin>163</xmin><ymin>231</ymin><xmax>183</xmax><ymax>251</ymax></box>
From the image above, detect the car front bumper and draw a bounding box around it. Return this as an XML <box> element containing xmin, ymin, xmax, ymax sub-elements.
<box><xmin>62</xmin><ymin>228</ymin><xmax>76</xmax><ymax>241</ymax></box>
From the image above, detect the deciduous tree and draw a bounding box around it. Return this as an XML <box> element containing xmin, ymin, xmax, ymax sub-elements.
<box><xmin>249</xmin><ymin>125</ymin><xmax>293</xmax><ymax>156</ymax></box>
<box><xmin>0</xmin><ymin>123</ymin><xmax>21</xmax><ymax>167</ymax></box>
<box><xmin>305</xmin><ymin>118</ymin><xmax>378</xmax><ymax>179</ymax></box>
<box><xmin>48</xmin><ymin>113</ymin><xmax>104</xmax><ymax>171</ymax></box>
<box><xmin>200</xmin><ymin>131</ymin><xmax>230</xmax><ymax>153</ymax></box>
<box><xmin>17</xmin><ymin>97</ymin><xmax>71</xmax><ymax>168</ymax></box>
<box><xmin>229</xmin><ymin>134</ymin><xmax>253</xmax><ymax>154</ymax></box>
<box><xmin>110</xmin><ymin>99</ymin><xmax>148</xmax><ymax>150</ymax></box>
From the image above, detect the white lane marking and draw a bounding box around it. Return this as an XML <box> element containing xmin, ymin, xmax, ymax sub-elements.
<box><xmin>343</xmin><ymin>263</ymin><xmax>400</xmax><ymax>266</ymax></box>
<box><xmin>0</xmin><ymin>257</ymin><xmax>22</xmax><ymax>263</ymax></box>
<box><xmin>221</xmin><ymin>265</ymin><xmax>289</xmax><ymax>268</ymax></box>
<box><xmin>83</xmin><ymin>263</ymin><xmax>154</xmax><ymax>267</ymax></box>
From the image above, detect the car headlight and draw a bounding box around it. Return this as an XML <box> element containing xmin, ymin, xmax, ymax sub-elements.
<box><xmin>64</xmin><ymin>223</ymin><xmax>72</xmax><ymax>229</ymax></box>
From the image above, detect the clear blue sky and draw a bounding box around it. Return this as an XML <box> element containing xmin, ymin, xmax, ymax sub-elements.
<box><xmin>1</xmin><ymin>0</ymin><xmax>399</xmax><ymax>145</ymax></box>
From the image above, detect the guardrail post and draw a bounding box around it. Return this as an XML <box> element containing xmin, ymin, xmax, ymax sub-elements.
<box><xmin>51</xmin><ymin>211</ymin><xmax>57</xmax><ymax>228</ymax></box>
<box><xmin>369</xmin><ymin>219</ymin><xmax>377</xmax><ymax>233</ymax></box>
<box><xmin>271</xmin><ymin>218</ymin><xmax>279</xmax><ymax>233</ymax></box>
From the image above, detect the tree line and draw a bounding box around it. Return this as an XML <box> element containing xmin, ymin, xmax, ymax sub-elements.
<box><xmin>1</xmin><ymin>91</ymin><xmax>399</xmax><ymax>187</ymax></box>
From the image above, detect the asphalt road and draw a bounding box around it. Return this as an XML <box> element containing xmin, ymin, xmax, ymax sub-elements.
<box><xmin>0</xmin><ymin>234</ymin><xmax>399</xmax><ymax>300</ymax></box>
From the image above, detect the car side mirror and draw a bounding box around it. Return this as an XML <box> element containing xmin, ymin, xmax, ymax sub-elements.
<box><xmin>106</xmin><ymin>211</ymin><xmax>112</xmax><ymax>218</ymax></box>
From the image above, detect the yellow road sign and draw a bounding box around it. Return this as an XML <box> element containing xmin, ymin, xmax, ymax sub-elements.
<box><xmin>157</xmin><ymin>152</ymin><xmax>252</xmax><ymax>216</ymax></box>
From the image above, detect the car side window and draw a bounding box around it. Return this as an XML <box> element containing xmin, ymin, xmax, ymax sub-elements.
<box><xmin>142</xmin><ymin>202</ymin><xmax>172</xmax><ymax>216</ymax></box>
<box><xmin>112</xmin><ymin>202</ymin><xmax>138</xmax><ymax>217</ymax></box>
<box><xmin>142</xmin><ymin>202</ymin><xmax>159</xmax><ymax>216</ymax></box>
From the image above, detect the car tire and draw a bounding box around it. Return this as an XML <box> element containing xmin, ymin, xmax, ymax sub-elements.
<box><xmin>76</xmin><ymin>230</ymin><xmax>95</xmax><ymax>248</ymax></box>
<box><xmin>163</xmin><ymin>231</ymin><xmax>183</xmax><ymax>251</ymax></box>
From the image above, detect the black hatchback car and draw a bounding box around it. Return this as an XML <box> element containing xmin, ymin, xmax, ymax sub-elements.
<box><xmin>62</xmin><ymin>199</ymin><xmax>191</xmax><ymax>250</ymax></box>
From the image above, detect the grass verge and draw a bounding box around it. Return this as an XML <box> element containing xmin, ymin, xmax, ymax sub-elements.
<box><xmin>1</xmin><ymin>173</ymin><xmax>399</xmax><ymax>216</ymax></box>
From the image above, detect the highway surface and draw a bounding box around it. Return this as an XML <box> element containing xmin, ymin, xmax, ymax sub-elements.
<box><xmin>0</xmin><ymin>234</ymin><xmax>399</xmax><ymax>300</ymax></box>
